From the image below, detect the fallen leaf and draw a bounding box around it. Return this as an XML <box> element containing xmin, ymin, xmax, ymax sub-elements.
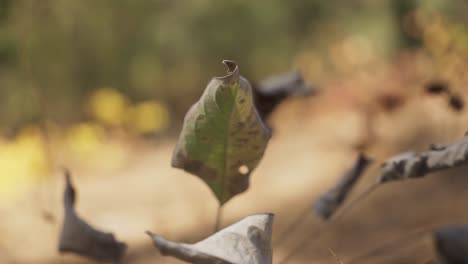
<box><xmin>172</xmin><ymin>60</ymin><xmax>271</xmax><ymax>205</ymax></box>
<box><xmin>253</xmin><ymin>71</ymin><xmax>315</xmax><ymax>120</ymax></box>
<box><xmin>434</xmin><ymin>226</ymin><xmax>468</xmax><ymax>264</ymax></box>
<box><xmin>58</xmin><ymin>170</ymin><xmax>126</xmax><ymax>262</ymax></box>
<box><xmin>378</xmin><ymin>134</ymin><xmax>468</xmax><ymax>183</ymax></box>
<box><xmin>146</xmin><ymin>213</ymin><xmax>274</xmax><ymax>264</ymax></box>
<box><xmin>314</xmin><ymin>153</ymin><xmax>372</xmax><ymax>219</ymax></box>
<box><xmin>337</xmin><ymin>134</ymin><xmax>468</xmax><ymax>218</ymax></box>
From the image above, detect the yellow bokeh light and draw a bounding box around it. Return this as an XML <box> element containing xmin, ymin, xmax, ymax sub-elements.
<box><xmin>126</xmin><ymin>100</ymin><xmax>170</xmax><ymax>135</ymax></box>
<box><xmin>64</xmin><ymin>122</ymin><xmax>105</xmax><ymax>159</ymax></box>
<box><xmin>0</xmin><ymin>126</ymin><xmax>48</xmax><ymax>201</ymax></box>
<box><xmin>89</xmin><ymin>88</ymin><xmax>129</xmax><ymax>127</ymax></box>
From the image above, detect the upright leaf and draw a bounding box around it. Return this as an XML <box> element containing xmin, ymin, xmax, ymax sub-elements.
<box><xmin>172</xmin><ymin>60</ymin><xmax>271</xmax><ymax>204</ymax></box>
<box><xmin>146</xmin><ymin>214</ymin><xmax>274</xmax><ymax>264</ymax></box>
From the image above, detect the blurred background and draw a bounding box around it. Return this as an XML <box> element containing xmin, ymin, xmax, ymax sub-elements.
<box><xmin>1</xmin><ymin>0</ymin><xmax>468</xmax><ymax>263</ymax></box>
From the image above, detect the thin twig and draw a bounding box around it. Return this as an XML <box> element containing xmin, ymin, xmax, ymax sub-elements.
<box><xmin>327</xmin><ymin>247</ymin><xmax>344</xmax><ymax>264</ymax></box>
<box><xmin>276</xmin><ymin>183</ymin><xmax>378</xmax><ymax>264</ymax></box>
<box><xmin>276</xmin><ymin>224</ymin><xmax>327</xmax><ymax>264</ymax></box>
<box><xmin>347</xmin><ymin>227</ymin><xmax>427</xmax><ymax>264</ymax></box>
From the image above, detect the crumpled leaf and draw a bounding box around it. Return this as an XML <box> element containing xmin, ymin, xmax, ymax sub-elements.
<box><xmin>378</xmin><ymin>134</ymin><xmax>468</xmax><ymax>184</ymax></box>
<box><xmin>172</xmin><ymin>60</ymin><xmax>271</xmax><ymax>205</ymax></box>
<box><xmin>337</xmin><ymin>134</ymin><xmax>468</xmax><ymax>218</ymax></box>
<box><xmin>314</xmin><ymin>153</ymin><xmax>372</xmax><ymax>219</ymax></box>
<box><xmin>434</xmin><ymin>226</ymin><xmax>468</xmax><ymax>264</ymax></box>
<box><xmin>253</xmin><ymin>71</ymin><xmax>315</xmax><ymax>120</ymax></box>
<box><xmin>146</xmin><ymin>213</ymin><xmax>273</xmax><ymax>264</ymax></box>
<box><xmin>58</xmin><ymin>170</ymin><xmax>126</xmax><ymax>262</ymax></box>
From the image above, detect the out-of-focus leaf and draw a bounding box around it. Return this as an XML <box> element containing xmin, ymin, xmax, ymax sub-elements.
<box><xmin>314</xmin><ymin>153</ymin><xmax>372</xmax><ymax>219</ymax></box>
<box><xmin>434</xmin><ymin>226</ymin><xmax>468</xmax><ymax>264</ymax></box>
<box><xmin>146</xmin><ymin>213</ymin><xmax>274</xmax><ymax>264</ymax></box>
<box><xmin>172</xmin><ymin>60</ymin><xmax>271</xmax><ymax>205</ymax></box>
<box><xmin>58</xmin><ymin>170</ymin><xmax>126</xmax><ymax>263</ymax></box>
<box><xmin>449</xmin><ymin>94</ymin><xmax>464</xmax><ymax>111</ymax></box>
<box><xmin>378</xmin><ymin>134</ymin><xmax>468</xmax><ymax>184</ymax></box>
<box><xmin>253</xmin><ymin>71</ymin><xmax>315</xmax><ymax>120</ymax></box>
<box><xmin>339</xmin><ymin>134</ymin><xmax>468</xmax><ymax>218</ymax></box>
<box><xmin>425</xmin><ymin>80</ymin><xmax>450</xmax><ymax>95</ymax></box>
<box><xmin>423</xmin><ymin>80</ymin><xmax>465</xmax><ymax>112</ymax></box>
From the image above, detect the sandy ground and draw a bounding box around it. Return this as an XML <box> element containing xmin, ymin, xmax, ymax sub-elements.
<box><xmin>2</xmin><ymin>85</ymin><xmax>468</xmax><ymax>264</ymax></box>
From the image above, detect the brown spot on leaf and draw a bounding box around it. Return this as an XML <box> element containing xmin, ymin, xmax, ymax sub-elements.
<box><xmin>59</xmin><ymin>171</ymin><xmax>127</xmax><ymax>262</ymax></box>
<box><xmin>229</xmin><ymin>174</ymin><xmax>250</xmax><ymax>195</ymax></box>
<box><xmin>181</xmin><ymin>159</ymin><xmax>218</xmax><ymax>180</ymax></box>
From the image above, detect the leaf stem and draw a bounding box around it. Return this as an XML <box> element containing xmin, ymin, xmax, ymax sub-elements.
<box><xmin>214</xmin><ymin>205</ymin><xmax>223</xmax><ymax>233</ymax></box>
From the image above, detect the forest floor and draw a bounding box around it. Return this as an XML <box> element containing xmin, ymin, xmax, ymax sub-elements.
<box><xmin>2</xmin><ymin>58</ymin><xmax>468</xmax><ymax>264</ymax></box>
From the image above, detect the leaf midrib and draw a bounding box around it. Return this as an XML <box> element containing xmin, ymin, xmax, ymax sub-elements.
<box><xmin>220</xmin><ymin>83</ymin><xmax>239</xmax><ymax>204</ymax></box>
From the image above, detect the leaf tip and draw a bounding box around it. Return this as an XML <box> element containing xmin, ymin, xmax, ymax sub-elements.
<box><xmin>145</xmin><ymin>230</ymin><xmax>162</xmax><ymax>247</ymax></box>
<box><xmin>63</xmin><ymin>168</ymin><xmax>76</xmax><ymax>207</ymax></box>
<box><xmin>215</xmin><ymin>60</ymin><xmax>239</xmax><ymax>83</ymax></box>
<box><xmin>145</xmin><ymin>230</ymin><xmax>155</xmax><ymax>238</ymax></box>
<box><xmin>222</xmin><ymin>59</ymin><xmax>238</xmax><ymax>73</ymax></box>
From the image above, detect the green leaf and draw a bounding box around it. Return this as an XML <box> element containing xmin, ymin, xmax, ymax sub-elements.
<box><xmin>172</xmin><ymin>60</ymin><xmax>271</xmax><ymax>205</ymax></box>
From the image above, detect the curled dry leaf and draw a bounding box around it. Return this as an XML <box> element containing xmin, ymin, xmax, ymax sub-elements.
<box><xmin>146</xmin><ymin>213</ymin><xmax>274</xmax><ymax>264</ymax></box>
<box><xmin>253</xmin><ymin>71</ymin><xmax>315</xmax><ymax>120</ymax></box>
<box><xmin>314</xmin><ymin>153</ymin><xmax>372</xmax><ymax>220</ymax></box>
<box><xmin>58</xmin><ymin>170</ymin><xmax>126</xmax><ymax>262</ymax></box>
<box><xmin>378</xmin><ymin>134</ymin><xmax>468</xmax><ymax>184</ymax></box>
<box><xmin>172</xmin><ymin>60</ymin><xmax>271</xmax><ymax>205</ymax></box>
<box><xmin>434</xmin><ymin>226</ymin><xmax>468</xmax><ymax>264</ymax></box>
<box><xmin>339</xmin><ymin>134</ymin><xmax>468</xmax><ymax>218</ymax></box>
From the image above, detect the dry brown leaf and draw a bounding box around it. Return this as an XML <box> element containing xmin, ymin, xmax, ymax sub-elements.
<box><xmin>434</xmin><ymin>226</ymin><xmax>468</xmax><ymax>264</ymax></box>
<box><xmin>378</xmin><ymin>134</ymin><xmax>468</xmax><ymax>183</ymax></box>
<box><xmin>253</xmin><ymin>71</ymin><xmax>315</xmax><ymax>120</ymax></box>
<box><xmin>146</xmin><ymin>213</ymin><xmax>274</xmax><ymax>264</ymax></box>
<box><xmin>58</xmin><ymin>170</ymin><xmax>126</xmax><ymax>263</ymax></box>
<box><xmin>314</xmin><ymin>153</ymin><xmax>372</xmax><ymax>219</ymax></box>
